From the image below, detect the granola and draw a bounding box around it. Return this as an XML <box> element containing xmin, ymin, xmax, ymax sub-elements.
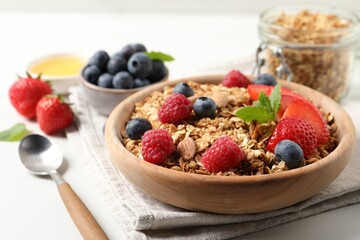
<box><xmin>264</xmin><ymin>10</ymin><xmax>354</xmax><ymax>101</ymax></box>
<box><xmin>122</xmin><ymin>82</ymin><xmax>338</xmax><ymax>176</ymax></box>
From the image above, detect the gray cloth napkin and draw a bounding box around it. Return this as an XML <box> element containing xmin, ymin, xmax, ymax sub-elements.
<box><xmin>66</xmin><ymin>84</ymin><xmax>360</xmax><ymax>240</ymax></box>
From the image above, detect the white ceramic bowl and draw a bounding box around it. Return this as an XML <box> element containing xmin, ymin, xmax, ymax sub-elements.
<box><xmin>27</xmin><ymin>53</ymin><xmax>86</xmax><ymax>94</ymax></box>
<box><xmin>80</xmin><ymin>74</ymin><xmax>168</xmax><ymax>116</ymax></box>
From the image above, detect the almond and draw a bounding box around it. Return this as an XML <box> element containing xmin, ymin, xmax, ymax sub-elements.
<box><xmin>188</xmin><ymin>96</ymin><xmax>198</xmax><ymax>103</ymax></box>
<box><xmin>177</xmin><ymin>137</ymin><xmax>196</xmax><ymax>160</ymax></box>
<box><xmin>211</xmin><ymin>91</ymin><xmax>229</xmax><ymax>108</ymax></box>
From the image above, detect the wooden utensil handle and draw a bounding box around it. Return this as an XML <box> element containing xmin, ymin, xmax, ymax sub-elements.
<box><xmin>58</xmin><ymin>183</ymin><xmax>108</xmax><ymax>240</ymax></box>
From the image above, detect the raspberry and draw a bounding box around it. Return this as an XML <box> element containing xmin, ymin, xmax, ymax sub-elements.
<box><xmin>222</xmin><ymin>70</ymin><xmax>251</xmax><ymax>88</ymax></box>
<box><xmin>267</xmin><ymin>116</ymin><xmax>317</xmax><ymax>157</ymax></box>
<box><xmin>141</xmin><ymin>129</ymin><xmax>174</xmax><ymax>164</ymax></box>
<box><xmin>201</xmin><ymin>136</ymin><xmax>245</xmax><ymax>173</ymax></box>
<box><xmin>158</xmin><ymin>93</ymin><xmax>192</xmax><ymax>124</ymax></box>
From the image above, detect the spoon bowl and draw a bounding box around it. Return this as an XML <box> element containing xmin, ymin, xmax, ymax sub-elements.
<box><xmin>19</xmin><ymin>134</ymin><xmax>62</xmax><ymax>175</ymax></box>
<box><xmin>18</xmin><ymin>134</ymin><xmax>108</xmax><ymax>240</ymax></box>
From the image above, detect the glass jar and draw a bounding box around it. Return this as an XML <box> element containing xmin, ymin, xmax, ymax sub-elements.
<box><xmin>257</xmin><ymin>4</ymin><xmax>360</xmax><ymax>101</ymax></box>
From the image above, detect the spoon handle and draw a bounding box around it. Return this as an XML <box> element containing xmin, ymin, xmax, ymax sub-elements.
<box><xmin>58</xmin><ymin>183</ymin><xmax>109</xmax><ymax>240</ymax></box>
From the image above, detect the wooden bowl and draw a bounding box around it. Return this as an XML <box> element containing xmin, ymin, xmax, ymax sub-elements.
<box><xmin>105</xmin><ymin>74</ymin><xmax>355</xmax><ymax>214</ymax></box>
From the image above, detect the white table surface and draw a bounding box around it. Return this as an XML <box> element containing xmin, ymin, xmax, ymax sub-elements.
<box><xmin>1</xmin><ymin>12</ymin><xmax>360</xmax><ymax>240</ymax></box>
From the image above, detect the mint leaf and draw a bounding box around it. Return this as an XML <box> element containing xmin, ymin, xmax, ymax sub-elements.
<box><xmin>258</xmin><ymin>92</ymin><xmax>272</xmax><ymax>113</ymax></box>
<box><xmin>236</xmin><ymin>106</ymin><xmax>274</xmax><ymax>123</ymax></box>
<box><xmin>236</xmin><ymin>83</ymin><xmax>282</xmax><ymax>123</ymax></box>
<box><xmin>269</xmin><ymin>83</ymin><xmax>281</xmax><ymax>115</ymax></box>
<box><xmin>145</xmin><ymin>51</ymin><xmax>175</xmax><ymax>62</ymax></box>
<box><xmin>0</xmin><ymin>123</ymin><xmax>31</xmax><ymax>142</ymax></box>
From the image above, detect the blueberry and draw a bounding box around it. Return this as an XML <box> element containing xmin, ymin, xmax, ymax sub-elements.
<box><xmin>173</xmin><ymin>83</ymin><xmax>194</xmax><ymax>97</ymax></box>
<box><xmin>88</xmin><ymin>50</ymin><xmax>110</xmax><ymax>71</ymax></box>
<box><xmin>128</xmin><ymin>53</ymin><xmax>153</xmax><ymax>78</ymax></box>
<box><xmin>193</xmin><ymin>97</ymin><xmax>217</xmax><ymax>119</ymax></box>
<box><xmin>131</xmin><ymin>43</ymin><xmax>147</xmax><ymax>53</ymax></box>
<box><xmin>115</xmin><ymin>45</ymin><xmax>136</xmax><ymax>60</ymax></box>
<box><xmin>274</xmin><ymin>140</ymin><xmax>304</xmax><ymax>169</ymax></box>
<box><xmin>113</xmin><ymin>71</ymin><xmax>134</xmax><ymax>89</ymax></box>
<box><xmin>125</xmin><ymin>118</ymin><xmax>152</xmax><ymax>140</ymax></box>
<box><xmin>82</xmin><ymin>65</ymin><xmax>102</xmax><ymax>84</ymax></box>
<box><xmin>107</xmin><ymin>56</ymin><xmax>127</xmax><ymax>74</ymax></box>
<box><xmin>98</xmin><ymin>73</ymin><xmax>113</xmax><ymax>88</ymax></box>
<box><xmin>254</xmin><ymin>73</ymin><xmax>277</xmax><ymax>86</ymax></box>
<box><xmin>148</xmin><ymin>60</ymin><xmax>167</xmax><ymax>83</ymax></box>
<box><xmin>134</xmin><ymin>78</ymin><xmax>151</xmax><ymax>88</ymax></box>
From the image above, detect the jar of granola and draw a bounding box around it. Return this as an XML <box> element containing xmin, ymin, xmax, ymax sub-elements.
<box><xmin>257</xmin><ymin>4</ymin><xmax>360</xmax><ymax>101</ymax></box>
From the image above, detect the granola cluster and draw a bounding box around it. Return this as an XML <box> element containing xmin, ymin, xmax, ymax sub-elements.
<box><xmin>265</xmin><ymin>10</ymin><xmax>353</xmax><ymax>101</ymax></box>
<box><xmin>122</xmin><ymin>82</ymin><xmax>338</xmax><ymax>176</ymax></box>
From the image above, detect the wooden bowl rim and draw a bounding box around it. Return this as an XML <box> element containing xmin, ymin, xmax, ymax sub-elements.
<box><xmin>105</xmin><ymin>74</ymin><xmax>356</xmax><ymax>185</ymax></box>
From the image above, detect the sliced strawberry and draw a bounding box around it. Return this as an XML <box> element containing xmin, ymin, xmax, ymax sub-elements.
<box><xmin>248</xmin><ymin>84</ymin><xmax>272</xmax><ymax>100</ymax></box>
<box><xmin>276</xmin><ymin>93</ymin><xmax>305</xmax><ymax>120</ymax></box>
<box><xmin>267</xmin><ymin>116</ymin><xmax>317</xmax><ymax>157</ymax></box>
<box><xmin>247</xmin><ymin>84</ymin><xmax>293</xmax><ymax>101</ymax></box>
<box><xmin>283</xmin><ymin>98</ymin><xmax>330</xmax><ymax>145</ymax></box>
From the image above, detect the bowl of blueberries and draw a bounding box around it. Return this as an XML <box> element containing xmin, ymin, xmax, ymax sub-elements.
<box><xmin>80</xmin><ymin>43</ymin><xmax>171</xmax><ymax>115</ymax></box>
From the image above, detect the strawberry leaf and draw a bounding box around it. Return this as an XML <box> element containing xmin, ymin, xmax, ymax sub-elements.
<box><xmin>0</xmin><ymin>123</ymin><xmax>31</xmax><ymax>142</ymax></box>
<box><xmin>145</xmin><ymin>51</ymin><xmax>175</xmax><ymax>62</ymax></box>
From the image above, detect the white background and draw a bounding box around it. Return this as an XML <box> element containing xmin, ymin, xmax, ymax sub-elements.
<box><xmin>1</xmin><ymin>0</ymin><xmax>360</xmax><ymax>13</ymax></box>
<box><xmin>1</xmin><ymin>1</ymin><xmax>360</xmax><ymax>240</ymax></box>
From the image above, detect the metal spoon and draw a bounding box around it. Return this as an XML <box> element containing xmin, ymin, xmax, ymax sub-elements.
<box><xmin>19</xmin><ymin>134</ymin><xmax>108</xmax><ymax>240</ymax></box>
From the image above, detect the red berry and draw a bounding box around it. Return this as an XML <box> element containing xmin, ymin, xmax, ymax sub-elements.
<box><xmin>283</xmin><ymin>99</ymin><xmax>330</xmax><ymax>144</ymax></box>
<box><xmin>267</xmin><ymin>116</ymin><xmax>317</xmax><ymax>157</ymax></box>
<box><xmin>9</xmin><ymin>75</ymin><xmax>52</xmax><ymax>119</ymax></box>
<box><xmin>222</xmin><ymin>70</ymin><xmax>251</xmax><ymax>88</ymax></box>
<box><xmin>276</xmin><ymin>92</ymin><xmax>305</xmax><ymax>120</ymax></box>
<box><xmin>36</xmin><ymin>96</ymin><xmax>74</xmax><ymax>134</ymax></box>
<box><xmin>247</xmin><ymin>84</ymin><xmax>294</xmax><ymax>101</ymax></box>
<box><xmin>201</xmin><ymin>136</ymin><xmax>245</xmax><ymax>173</ymax></box>
<box><xmin>141</xmin><ymin>129</ymin><xmax>174</xmax><ymax>164</ymax></box>
<box><xmin>158</xmin><ymin>93</ymin><xmax>192</xmax><ymax>124</ymax></box>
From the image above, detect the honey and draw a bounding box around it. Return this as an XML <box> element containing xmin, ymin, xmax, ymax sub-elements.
<box><xmin>29</xmin><ymin>55</ymin><xmax>85</xmax><ymax>76</ymax></box>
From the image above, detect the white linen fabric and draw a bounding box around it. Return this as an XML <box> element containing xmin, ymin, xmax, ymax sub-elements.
<box><xmin>66</xmin><ymin>64</ymin><xmax>360</xmax><ymax>239</ymax></box>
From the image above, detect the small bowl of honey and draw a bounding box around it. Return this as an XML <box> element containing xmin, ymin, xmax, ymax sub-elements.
<box><xmin>27</xmin><ymin>53</ymin><xmax>87</xmax><ymax>94</ymax></box>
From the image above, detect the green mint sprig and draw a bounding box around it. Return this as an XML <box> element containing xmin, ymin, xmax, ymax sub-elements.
<box><xmin>145</xmin><ymin>51</ymin><xmax>175</xmax><ymax>62</ymax></box>
<box><xmin>236</xmin><ymin>83</ymin><xmax>281</xmax><ymax>123</ymax></box>
<box><xmin>0</xmin><ymin>123</ymin><xmax>31</xmax><ymax>142</ymax></box>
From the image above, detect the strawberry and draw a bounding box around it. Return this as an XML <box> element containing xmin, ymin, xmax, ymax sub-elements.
<box><xmin>36</xmin><ymin>95</ymin><xmax>74</xmax><ymax>134</ymax></box>
<box><xmin>283</xmin><ymin>98</ymin><xmax>330</xmax><ymax>145</ymax></box>
<box><xmin>276</xmin><ymin>93</ymin><xmax>305</xmax><ymax>120</ymax></box>
<box><xmin>9</xmin><ymin>74</ymin><xmax>52</xmax><ymax>119</ymax></box>
<box><xmin>247</xmin><ymin>84</ymin><xmax>294</xmax><ymax>101</ymax></box>
<box><xmin>267</xmin><ymin>116</ymin><xmax>317</xmax><ymax>157</ymax></box>
<box><xmin>247</xmin><ymin>84</ymin><xmax>305</xmax><ymax>120</ymax></box>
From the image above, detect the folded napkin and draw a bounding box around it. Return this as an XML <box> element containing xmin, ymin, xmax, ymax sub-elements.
<box><xmin>66</xmin><ymin>69</ymin><xmax>360</xmax><ymax>240</ymax></box>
